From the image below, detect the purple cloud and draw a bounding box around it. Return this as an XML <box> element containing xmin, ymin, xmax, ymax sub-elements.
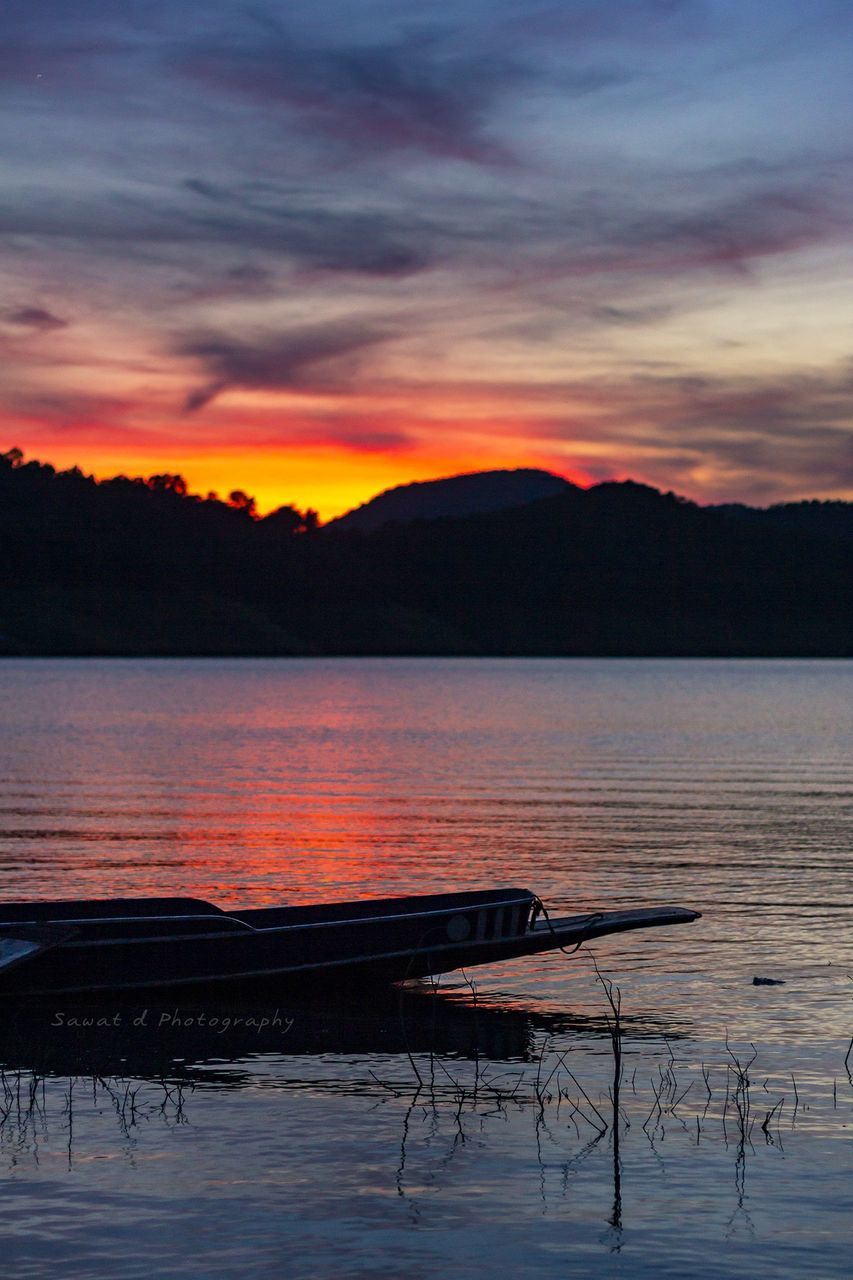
<box><xmin>5</xmin><ymin>305</ymin><xmax>68</xmax><ymax>331</ymax></box>
<box><xmin>179</xmin><ymin>322</ymin><xmax>389</xmax><ymax>411</ymax></box>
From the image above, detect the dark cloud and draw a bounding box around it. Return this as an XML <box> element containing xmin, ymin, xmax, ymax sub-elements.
<box><xmin>635</xmin><ymin>363</ymin><xmax>853</xmax><ymax>436</ymax></box>
<box><xmin>576</xmin><ymin>362</ymin><xmax>853</xmax><ymax>499</ymax></box>
<box><xmin>0</xmin><ymin>175</ymin><xmax>838</xmax><ymax>293</ymax></box>
<box><xmin>181</xmin><ymin>25</ymin><xmax>527</xmax><ymax>166</ymax></box>
<box><xmin>603</xmin><ymin>190</ymin><xmax>837</xmax><ymax>275</ymax></box>
<box><xmin>477</xmin><ymin>181</ymin><xmax>849</xmax><ymax>288</ymax></box>
<box><xmin>172</xmin><ymin>164</ymin><xmax>846</xmax><ymax>297</ymax></box>
<box><xmin>4</xmin><ymin>306</ymin><xmax>68</xmax><ymax>331</ymax></box>
<box><xmin>175</xmin><ymin>263</ymin><xmax>278</xmax><ymax>301</ymax></box>
<box><xmin>178</xmin><ymin>322</ymin><xmax>389</xmax><ymax>411</ymax></box>
<box><xmin>591</xmin><ymin>303</ymin><xmax>677</xmax><ymax>326</ymax></box>
<box><xmin>182</xmin><ymin>179</ymin><xmax>431</xmax><ymax>276</ymax></box>
<box><xmin>0</xmin><ymin>181</ymin><xmax>431</xmax><ymax>279</ymax></box>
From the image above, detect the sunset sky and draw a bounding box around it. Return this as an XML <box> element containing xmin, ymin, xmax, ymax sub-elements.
<box><xmin>1</xmin><ymin>0</ymin><xmax>851</xmax><ymax>517</ymax></box>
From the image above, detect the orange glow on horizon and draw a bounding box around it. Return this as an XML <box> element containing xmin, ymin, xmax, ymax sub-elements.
<box><xmin>6</xmin><ymin>434</ymin><xmax>586</xmax><ymax>520</ymax></box>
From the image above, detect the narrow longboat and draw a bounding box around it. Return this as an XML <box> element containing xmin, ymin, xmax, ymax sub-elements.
<box><xmin>0</xmin><ymin>888</ymin><xmax>700</xmax><ymax>996</ymax></box>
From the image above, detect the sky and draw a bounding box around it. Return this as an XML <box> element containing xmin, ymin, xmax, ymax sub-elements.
<box><xmin>1</xmin><ymin>0</ymin><xmax>852</xmax><ymax>518</ymax></box>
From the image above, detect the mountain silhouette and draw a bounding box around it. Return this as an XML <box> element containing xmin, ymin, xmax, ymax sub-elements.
<box><xmin>0</xmin><ymin>450</ymin><xmax>850</xmax><ymax>656</ymax></box>
<box><xmin>327</xmin><ymin>468</ymin><xmax>573</xmax><ymax>532</ymax></box>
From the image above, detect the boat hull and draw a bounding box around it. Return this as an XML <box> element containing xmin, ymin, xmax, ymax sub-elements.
<box><xmin>0</xmin><ymin>891</ymin><xmax>700</xmax><ymax>997</ymax></box>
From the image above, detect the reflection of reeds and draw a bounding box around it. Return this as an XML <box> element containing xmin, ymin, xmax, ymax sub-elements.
<box><xmin>373</xmin><ymin>975</ymin><xmax>842</xmax><ymax>1154</ymax></box>
<box><xmin>383</xmin><ymin>965</ymin><xmax>851</xmax><ymax>1224</ymax></box>
<box><xmin>592</xmin><ymin>959</ymin><xmax>623</xmax><ymax>1237</ymax></box>
<box><xmin>0</xmin><ymin>1069</ymin><xmax>192</xmax><ymax>1169</ymax></box>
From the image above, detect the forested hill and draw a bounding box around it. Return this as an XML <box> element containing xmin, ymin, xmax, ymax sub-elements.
<box><xmin>327</xmin><ymin>468</ymin><xmax>573</xmax><ymax>531</ymax></box>
<box><xmin>1</xmin><ymin>450</ymin><xmax>850</xmax><ymax>656</ymax></box>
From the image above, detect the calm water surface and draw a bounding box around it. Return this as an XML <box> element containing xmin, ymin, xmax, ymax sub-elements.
<box><xmin>0</xmin><ymin>659</ymin><xmax>850</xmax><ymax>1278</ymax></box>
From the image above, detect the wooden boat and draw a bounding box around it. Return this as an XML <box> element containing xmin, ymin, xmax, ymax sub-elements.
<box><xmin>0</xmin><ymin>888</ymin><xmax>700</xmax><ymax>996</ymax></box>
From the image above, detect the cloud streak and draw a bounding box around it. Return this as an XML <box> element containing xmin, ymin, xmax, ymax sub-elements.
<box><xmin>179</xmin><ymin>323</ymin><xmax>390</xmax><ymax>411</ymax></box>
<box><xmin>4</xmin><ymin>306</ymin><xmax>69</xmax><ymax>332</ymax></box>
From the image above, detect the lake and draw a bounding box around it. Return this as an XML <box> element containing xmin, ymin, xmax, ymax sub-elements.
<box><xmin>0</xmin><ymin>659</ymin><xmax>850</xmax><ymax>1278</ymax></box>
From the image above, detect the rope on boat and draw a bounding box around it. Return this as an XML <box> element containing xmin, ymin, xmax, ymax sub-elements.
<box><xmin>530</xmin><ymin>897</ymin><xmax>605</xmax><ymax>957</ymax></box>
